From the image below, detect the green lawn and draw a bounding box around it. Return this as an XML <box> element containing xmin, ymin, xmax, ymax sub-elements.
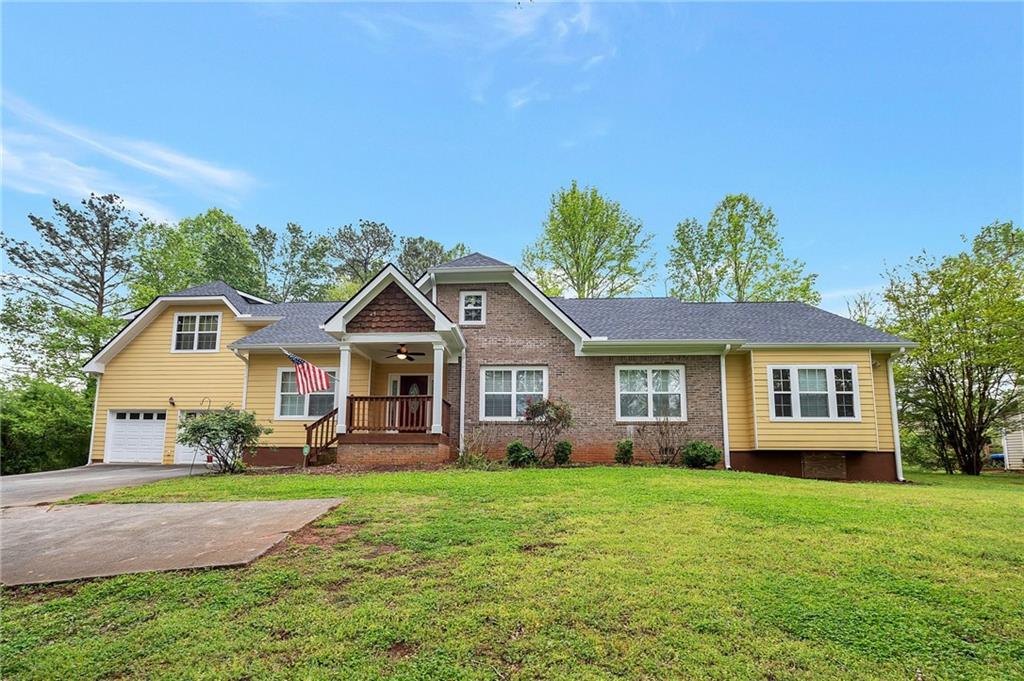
<box><xmin>3</xmin><ymin>468</ymin><xmax>1022</xmax><ymax>680</ymax></box>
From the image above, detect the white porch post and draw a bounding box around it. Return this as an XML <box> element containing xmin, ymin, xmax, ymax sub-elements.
<box><xmin>431</xmin><ymin>342</ymin><xmax>445</xmax><ymax>434</ymax></box>
<box><xmin>337</xmin><ymin>343</ymin><xmax>351</xmax><ymax>434</ymax></box>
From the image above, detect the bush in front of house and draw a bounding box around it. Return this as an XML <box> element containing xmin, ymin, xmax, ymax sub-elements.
<box><xmin>522</xmin><ymin>398</ymin><xmax>574</xmax><ymax>463</ymax></box>
<box><xmin>682</xmin><ymin>440</ymin><xmax>722</xmax><ymax>469</ymax></box>
<box><xmin>176</xmin><ymin>406</ymin><xmax>272</xmax><ymax>474</ymax></box>
<box><xmin>506</xmin><ymin>440</ymin><xmax>538</xmax><ymax>468</ymax></box>
<box><xmin>553</xmin><ymin>440</ymin><xmax>572</xmax><ymax>466</ymax></box>
<box><xmin>615</xmin><ymin>439</ymin><xmax>634</xmax><ymax>465</ymax></box>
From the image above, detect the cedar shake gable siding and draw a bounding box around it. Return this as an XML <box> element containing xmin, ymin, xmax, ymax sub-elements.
<box><xmin>435</xmin><ymin>282</ymin><xmax>724</xmax><ymax>462</ymax></box>
<box><xmin>346</xmin><ymin>282</ymin><xmax>435</xmax><ymax>333</ymax></box>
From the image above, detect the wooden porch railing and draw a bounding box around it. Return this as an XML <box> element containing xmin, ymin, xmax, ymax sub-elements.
<box><xmin>304</xmin><ymin>408</ymin><xmax>339</xmax><ymax>464</ymax></box>
<box><xmin>346</xmin><ymin>395</ymin><xmax>450</xmax><ymax>435</ymax></box>
<box><xmin>305</xmin><ymin>396</ymin><xmax>451</xmax><ymax>461</ymax></box>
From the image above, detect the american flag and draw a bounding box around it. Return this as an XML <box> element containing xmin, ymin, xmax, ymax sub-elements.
<box><xmin>281</xmin><ymin>350</ymin><xmax>333</xmax><ymax>394</ymax></box>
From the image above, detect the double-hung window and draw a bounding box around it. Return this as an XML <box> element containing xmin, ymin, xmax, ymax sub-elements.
<box><xmin>277</xmin><ymin>368</ymin><xmax>337</xmax><ymax>419</ymax></box>
<box><xmin>460</xmin><ymin>291</ymin><xmax>486</xmax><ymax>325</ymax></box>
<box><xmin>172</xmin><ymin>313</ymin><xmax>220</xmax><ymax>352</ymax></box>
<box><xmin>615</xmin><ymin>365</ymin><xmax>687</xmax><ymax>421</ymax></box>
<box><xmin>480</xmin><ymin>367</ymin><xmax>546</xmax><ymax>420</ymax></box>
<box><xmin>768</xmin><ymin>365</ymin><xmax>860</xmax><ymax>421</ymax></box>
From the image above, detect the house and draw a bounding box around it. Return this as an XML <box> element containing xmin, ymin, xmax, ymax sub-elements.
<box><xmin>83</xmin><ymin>253</ymin><xmax>914</xmax><ymax>481</ymax></box>
<box><xmin>1000</xmin><ymin>415</ymin><xmax>1024</xmax><ymax>471</ymax></box>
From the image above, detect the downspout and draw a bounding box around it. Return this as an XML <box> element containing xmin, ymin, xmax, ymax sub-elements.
<box><xmin>232</xmin><ymin>348</ymin><xmax>250</xmax><ymax>410</ymax></box>
<box><xmin>431</xmin><ymin>272</ymin><xmax>437</xmax><ymax>304</ymax></box>
<box><xmin>720</xmin><ymin>345</ymin><xmax>731</xmax><ymax>470</ymax></box>
<box><xmin>86</xmin><ymin>374</ymin><xmax>101</xmax><ymax>466</ymax></box>
<box><xmin>887</xmin><ymin>350</ymin><xmax>906</xmax><ymax>482</ymax></box>
<box><xmin>459</xmin><ymin>347</ymin><xmax>467</xmax><ymax>453</ymax></box>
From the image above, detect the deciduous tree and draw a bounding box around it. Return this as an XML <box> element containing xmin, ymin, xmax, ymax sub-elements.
<box><xmin>886</xmin><ymin>221</ymin><xmax>1024</xmax><ymax>475</ymax></box>
<box><xmin>397</xmin><ymin>236</ymin><xmax>469</xmax><ymax>280</ymax></box>
<box><xmin>331</xmin><ymin>220</ymin><xmax>395</xmax><ymax>285</ymax></box>
<box><xmin>669</xmin><ymin>194</ymin><xmax>820</xmax><ymax>304</ymax></box>
<box><xmin>251</xmin><ymin>223</ymin><xmax>334</xmax><ymax>302</ymax></box>
<box><xmin>522</xmin><ymin>181</ymin><xmax>653</xmax><ymax>298</ymax></box>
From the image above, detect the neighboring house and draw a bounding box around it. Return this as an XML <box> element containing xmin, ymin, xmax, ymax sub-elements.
<box><xmin>83</xmin><ymin>253</ymin><xmax>914</xmax><ymax>481</ymax></box>
<box><xmin>1000</xmin><ymin>415</ymin><xmax>1024</xmax><ymax>471</ymax></box>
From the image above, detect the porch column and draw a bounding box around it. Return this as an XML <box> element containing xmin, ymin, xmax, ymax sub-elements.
<box><xmin>337</xmin><ymin>343</ymin><xmax>351</xmax><ymax>434</ymax></box>
<box><xmin>431</xmin><ymin>342</ymin><xmax>445</xmax><ymax>434</ymax></box>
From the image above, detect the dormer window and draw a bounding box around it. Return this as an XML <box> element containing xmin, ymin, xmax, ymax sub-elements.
<box><xmin>172</xmin><ymin>313</ymin><xmax>221</xmax><ymax>352</ymax></box>
<box><xmin>460</xmin><ymin>291</ymin><xmax>486</xmax><ymax>325</ymax></box>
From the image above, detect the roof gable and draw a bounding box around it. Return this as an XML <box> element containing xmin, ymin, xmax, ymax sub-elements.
<box><xmin>322</xmin><ymin>264</ymin><xmax>456</xmax><ymax>334</ymax></box>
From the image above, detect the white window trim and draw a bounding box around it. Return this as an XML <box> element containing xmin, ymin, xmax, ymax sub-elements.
<box><xmin>615</xmin><ymin>365</ymin><xmax>688</xmax><ymax>422</ymax></box>
<box><xmin>170</xmin><ymin>311</ymin><xmax>222</xmax><ymax>353</ymax></box>
<box><xmin>478</xmin><ymin>365</ymin><xmax>548</xmax><ymax>422</ymax></box>
<box><xmin>767</xmin><ymin>364</ymin><xmax>862</xmax><ymax>422</ymax></box>
<box><xmin>274</xmin><ymin>366</ymin><xmax>339</xmax><ymax>421</ymax></box>
<box><xmin>459</xmin><ymin>291</ymin><xmax>487</xmax><ymax>326</ymax></box>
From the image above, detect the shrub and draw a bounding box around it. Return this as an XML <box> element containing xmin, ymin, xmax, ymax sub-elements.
<box><xmin>636</xmin><ymin>417</ymin><xmax>687</xmax><ymax>465</ymax></box>
<box><xmin>553</xmin><ymin>440</ymin><xmax>572</xmax><ymax>466</ymax></box>
<box><xmin>615</xmin><ymin>439</ymin><xmax>634</xmax><ymax>465</ymax></box>
<box><xmin>682</xmin><ymin>440</ymin><xmax>722</xmax><ymax>469</ymax></box>
<box><xmin>456</xmin><ymin>450</ymin><xmax>503</xmax><ymax>470</ymax></box>
<box><xmin>0</xmin><ymin>377</ymin><xmax>92</xmax><ymax>475</ymax></box>
<box><xmin>522</xmin><ymin>399</ymin><xmax>574</xmax><ymax>463</ymax></box>
<box><xmin>506</xmin><ymin>440</ymin><xmax>538</xmax><ymax>468</ymax></box>
<box><xmin>176</xmin><ymin>407</ymin><xmax>272</xmax><ymax>474</ymax></box>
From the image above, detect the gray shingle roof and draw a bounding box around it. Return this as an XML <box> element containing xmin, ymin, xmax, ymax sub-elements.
<box><xmin>160</xmin><ymin>277</ymin><xmax>908</xmax><ymax>347</ymax></box>
<box><xmin>231</xmin><ymin>302</ymin><xmax>345</xmax><ymax>347</ymax></box>
<box><xmin>551</xmin><ymin>298</ymin><xmax>907</xmax><ymax>345</ymax></box>
<box><xmin>164</xmin><ymin>281</ymin><xmax>253</xmax><ymax>313</ymax></box>
<box><xmin>434</xmin><ymin>252</ymin><xmax>511</xmax><ymax>269</ymax></box>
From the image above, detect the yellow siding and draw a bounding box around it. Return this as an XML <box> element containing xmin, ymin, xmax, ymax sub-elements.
<box><xmin>725</xmin><ymin>352</ymin><xmax>754</xmax><ymax>450</ymax></box>
<box><xmin>246</xmin><ymin>351</ymin><xmax>370</xmax><ymax>447</ymax></box>
<box><xmin>751</xmin><ymin>348</ymin><xmax>879</xmax><ymax>451</ymax></box>
<box><xmin>91</xmin><ymin>303</ymin><xmax>248</xmax><ymax>463</ymax></box>
<box><xmin>872</xmin><ymin>353</ymin><xmax>895</xmax><ymax>451</ymax></box>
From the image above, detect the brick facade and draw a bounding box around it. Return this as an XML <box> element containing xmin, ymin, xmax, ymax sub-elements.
<box><xmin>436</xmin><ymin>282</ymin><xmax>724</xmax><ymax>463</ymax></box>
<box><xmin>347</xmin><ymin>282</ymin><xmax>435</xmax><ymax>333</ymax></box>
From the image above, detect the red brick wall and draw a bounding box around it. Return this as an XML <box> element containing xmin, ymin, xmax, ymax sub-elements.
<box><xmin>436</xmin><ymin>282</ymin><xmax>724</xmax><ymax>463</ymax></box>
<box><xmin>347</xmin><ymin>282</ymin><xmax>434</xmax><ymax>333</ymax></box>
<box><xmin>337</xmin><ymin>443</ymin><xmax>451</xmax><ymax>468</ymax></box>
<box><xmin>730</xmin><ymin>450</ymin><xmax>898</xmax><ymax>482</ymax></box>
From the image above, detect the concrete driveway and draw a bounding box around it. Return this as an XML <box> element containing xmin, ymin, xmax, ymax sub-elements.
<box><xmin>1</xmin><ymin>464</ymin><xmax>198</xmax><ymax>507</ymax></box>
<box><xmin>1</xmin><ymin>499</ymin><xmax>343</xmax><ymax>585</ymax></box>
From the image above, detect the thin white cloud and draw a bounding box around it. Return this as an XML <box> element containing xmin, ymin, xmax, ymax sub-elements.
<box><xmin>505</xmin><ymin>82</ymin><xmax>549</xmax><ymax>111</ymax></box>
<box><xmin>2</xmin><ymin>142</ymin><xmax>177</xmax><ymax>223</ymax></box>
<box><xmin>819</xmin><ymin>284</ymin><xmax>883</xmax><ymax>301</ymax></box>
<box><xmin>3</xmin><ymin>92</ymin><xmax>254</xmax><ymax>197</ymax></box>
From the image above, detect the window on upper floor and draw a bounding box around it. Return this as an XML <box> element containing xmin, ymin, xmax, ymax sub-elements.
<box><xmin>460</xmin><ymin>291</ymin><xmax>486</xmax><ymax>325</ymax></box>
<box><xmin>480</xmin><ymin>366</ymin><xmax>546</xmax><ymax>420</ymax></box>
<box><xmin>769</xmin><ymin>365</ymin><xmax>860</xmax><ymax>421</ymax></box>
<box><xmin>172</xmin><ymin>313</ymin><xmax>221</xmax><ymax>352</ymax></box>
<box><xmin>277</xmin><ymin>369</ymin><xmax>337</xmax><ymax>419</ymax></box>
<box><xmin>616</xmin><ymin>366</ymin><xmax>687</xmax><ymax>421</ymax></box>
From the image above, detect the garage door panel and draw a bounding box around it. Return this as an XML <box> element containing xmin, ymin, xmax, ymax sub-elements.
<box><xmin>105</xmin><ymin>411</ymin><xmax>167</xmax><ymax>464</ymax></box>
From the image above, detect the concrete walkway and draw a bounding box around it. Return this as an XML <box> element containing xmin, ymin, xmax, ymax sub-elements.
<box><xmin>1</xmin><ymin>464</ymin><xmax>199</xmax><ymax>507</ymax></box>
<box><xmin>1</xmin><ymin>498</ymin><xmax>343</xmax><ymax>585</ymax></box>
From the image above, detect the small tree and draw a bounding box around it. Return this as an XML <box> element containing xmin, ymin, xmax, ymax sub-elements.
<box><xmin>885</xmin><ymin>221</ymin><xmax>1023</xmax><ymax>475</ymax></box>
<box><xmin>522</xmin><ymin>399</ymin><xmax>574</xmax><ymax>463</ymax></box>
<box><xmin>522</xmin><ymin>181</ymin><xmax>654</xmax><ymax>298</ymax></box>
<box><xmin>635</xmin><ymin>417</ymin><xmax>688</xmax><ymax>464</ymax></box>
<box><xmin>176</xmin><ymin>407</ymin><xmax>272</xmax><ymax>473</ymax></box>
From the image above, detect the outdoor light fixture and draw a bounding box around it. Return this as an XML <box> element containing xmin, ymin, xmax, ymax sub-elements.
<box><xmin>168</xmin><ymin>397</ymin><xmax>176</xmax><ymax>406</ymax></box>
<box><xmin>395</xmin><ymin>352</ymin><xmax>408</xmax><ymax>360</ymax></box>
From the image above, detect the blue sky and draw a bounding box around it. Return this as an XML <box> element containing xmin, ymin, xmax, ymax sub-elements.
<box><xmin>3</xmin><ymin>2</ymin><xmax>1021</xmax><ymax>312</ymax></box>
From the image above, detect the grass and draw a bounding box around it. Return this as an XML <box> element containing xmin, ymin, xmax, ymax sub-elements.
<box><xmin>3</xmin><ymin>468</ymin><xmax>1023</xmax><ymax>680</ymax></box>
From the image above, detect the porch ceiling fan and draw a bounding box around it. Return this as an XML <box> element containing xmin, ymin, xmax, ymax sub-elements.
<box><xmin>385</xmin><ymin>344</ymin><xmax>425</xmax><ymax>362</ymax></box>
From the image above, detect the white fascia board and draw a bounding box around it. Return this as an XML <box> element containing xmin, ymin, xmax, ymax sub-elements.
<box><xmin>233</xmin><ymin>289</ymin><xmax>275</xmax><ymax>305</ymax></box>
<box><xmin>737</xmin><ymin>342</ymin><xmax>916</xmax><ymax>351</ymax></box>
<box><xmin>228</xmin><ymin>342</ymin><xmax>341</xmax><ymax>352</ymax></box>
<box><xmin>415</xmin><ymin>265</ymin><xmax>514</xmax><ymax>290</ymax></box>
<box><xmin>82</xmin><ymin>295</ymin><xmax>246</xmax><ymax>373</ymax></box>
<box><xmin>578</xmin><ymin>339</ymin><xmax>741</xmax><ymax>357</ymax></box>
<box><xmin>323</xmin><ymin>264</ymin><xmax>456</xmax><ymax>334</ymax></box>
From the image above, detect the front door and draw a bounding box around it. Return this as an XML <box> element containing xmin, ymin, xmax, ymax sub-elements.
<box><xmin>395</xmin><ymin>376</ymin><xmax>429</xmax><ymax>431</ymax></box>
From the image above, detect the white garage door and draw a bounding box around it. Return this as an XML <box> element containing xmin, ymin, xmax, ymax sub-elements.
<box><xmin>105</xmin><ymin>411</ymin><xmax>167</xmax><ymax>463</ymax></box>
